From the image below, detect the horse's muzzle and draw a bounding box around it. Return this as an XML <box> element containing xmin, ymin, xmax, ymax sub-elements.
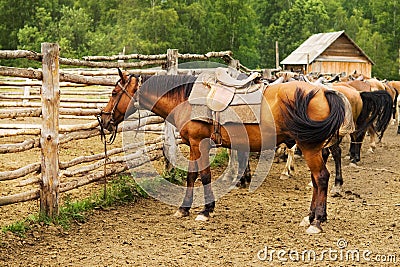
<box><xmin>97</xmin><ymin>114</ymin><xmax>114</xmax><ymax>132</ymax></box>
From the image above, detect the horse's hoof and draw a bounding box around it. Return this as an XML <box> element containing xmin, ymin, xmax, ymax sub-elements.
<box><xmin>349</xmin><ymin>162</ymin><xmax>357</xmax><ymax>167</ymax></box>
<box><xmin>195</xmin><ymin>214</ymin><xmax>209</xmax><ymax>221</ymax></box>
<box><xmin>280</xmin><ymin>173</ymin><xmax>290</xmax><ymax>180</ymax></box>
<box><xmin>330</xmin><ymin>185</ymin><xmax>342</xmax><ymax>197</ymax></box>
<box><xmin>299</xmin><ymin>216</ymin><xmax>310</xmax><ymax>227</ymax></box>
<box><xmin>307</xmin><ymin>181</ymin><xmax>314</xmax><ymax>188</ymax></box>
<box><xmin>235</xmin><ymin>182</ymin><xmax>246</xmax><ymax>189</ymax></box>
<box><xmin>367</xmin><ymin>148</ymin><xmax>374</xmax><ymax>153</ymax></box>
<box><xmin>306</xmin><ymin>225</ymin><xmax>322</xmax><ymax>234</ymax></box>
<box><xmin>173</xmin><ymin>209</ymin><xmax>189</xmax><ymax>218</ymax></box>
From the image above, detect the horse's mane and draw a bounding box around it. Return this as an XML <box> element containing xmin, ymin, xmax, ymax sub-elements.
<box><xmin>138</xmin><ymin>75</ymin><xmax>197</xmax><ymax>101</ymax></box>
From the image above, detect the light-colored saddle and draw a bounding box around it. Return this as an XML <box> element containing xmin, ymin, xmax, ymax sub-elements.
<box><xmin>196</xmin><ymin>68</ymin><xmax>261</xmax><ymax>111</ymax></box>
<box><xmin>214</xmin><ymin>67</ymin><xmax>260</xmax><ymax>88</ymax></box>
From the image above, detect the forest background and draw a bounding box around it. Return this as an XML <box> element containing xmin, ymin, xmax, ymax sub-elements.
<box><xmin>0</xmin><ymin>0</ymin><xmax>398</xmax><ymax>79</ymax></box>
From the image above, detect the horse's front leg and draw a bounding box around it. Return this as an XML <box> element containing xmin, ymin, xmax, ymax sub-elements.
<box><xmin>174</xmin><ymin>159</ymin><xmax>198</xmax><ymax>218</ymax></box>
<box><xmin>196</xmin><ymin>140</ymin><xmax>215</xmax><ymax>221</ymax></box>
<box><xmin>301</xmin><ymin>148</ymin><xmax>330</xmax><ymax>234</ymax></box>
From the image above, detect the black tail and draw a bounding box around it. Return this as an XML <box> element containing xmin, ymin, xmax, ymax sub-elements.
<box><xmin>282</xmin><ymin>88</ymin><xmax>345</xmax><ymax>145</ymax></box>
<box><xmin>392</xmin><ymin>87</ymin><xmax>399</xmax><ymax>120</ymax></box>
<box><xmin>357</xmin><ymin>90</ymin><xmax>393</xmax><ymax>140</ymax></box>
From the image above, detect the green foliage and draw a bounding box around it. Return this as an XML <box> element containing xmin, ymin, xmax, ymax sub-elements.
<box><xmin>99</xmin><ymin>174</ymin><xmax>148</xmax><ymax>207</ymax></box>
<box><xmin>0</xmin><ymin>0</ymin><xmax>398</xmax><ymax>79</ymax></box>
<box><xmin>2</xmin><ymin>221</ymin><xmax>30</xmax><ymax>238</ymax></box>
<box><xmin>162</xmin><ymin>168</ymin><xmax>187</xmax><ymax>185</ymax></box>
<box><xmin>210</xmin><ymin>148</ymin><xmax>229</xmax><ymax>168</ymax></box>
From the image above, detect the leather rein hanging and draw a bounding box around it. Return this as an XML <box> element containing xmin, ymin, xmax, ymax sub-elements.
<box><xmin>96</xmin><ymin>74</ymin><xmax>140</xmax><ymax>199</ymax></box>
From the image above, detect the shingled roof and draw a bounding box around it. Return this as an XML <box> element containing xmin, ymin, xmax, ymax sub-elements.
<box><xmin>280</xmin><ymin>30</ymin><xmax>374</xmax><ymax>65</ymax></box>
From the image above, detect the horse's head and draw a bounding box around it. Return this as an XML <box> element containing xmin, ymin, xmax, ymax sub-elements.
<box><xmin>98</xmin><ymin>68</ymin><xmax>141</xmax><ymax>133</ymax></box>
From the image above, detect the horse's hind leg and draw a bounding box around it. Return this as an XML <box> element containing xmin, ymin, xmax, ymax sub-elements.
<box><xmin>236</xmin><ymin>151</ymin><xmax>250</xmax><ymax>188</ymax></box>
<box><xmin>350</xmin><ymin>132</ymin><xmax>365</xmax><ymax>164</ymax></box>
<box><xmin>280</xmin><ymin>144</ymin><xmax>296</xmax><ymax>179</ymax></box>
<box><xmin>367</xmin><ymin>126</ymin><xmax>376</xmax><ymax>153</ymax></box>
<box><xmin>301</xmin><ymin>147</ymin><xmax>330</xmax><ymax>234</ymax></box>
<box><xmin>328</xmin><ymin>140</ymin><xmax>344</xmax><ymax>196</ymax></box>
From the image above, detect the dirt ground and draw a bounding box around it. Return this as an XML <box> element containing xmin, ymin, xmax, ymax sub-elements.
<box><xmin>1</xmin><ymin>124</ymin><xmax>400</xmax><ymax>266</ymax></box>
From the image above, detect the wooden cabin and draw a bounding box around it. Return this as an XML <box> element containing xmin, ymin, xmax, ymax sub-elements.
<box><xmin>280</xmin><ymin>31</ymin><xmax>374</xmax><ymax>77</ymax></box>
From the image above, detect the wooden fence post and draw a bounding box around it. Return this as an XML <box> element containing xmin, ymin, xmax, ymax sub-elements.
<box><xmin>163</xmin><ymin>49</ymin><xmax>178</xmax><ymax>171</ymax></box>
<box><xmin>40</xmin><ymin>43</ymin><xmax>60</xmax><ymax>217</ymax></box>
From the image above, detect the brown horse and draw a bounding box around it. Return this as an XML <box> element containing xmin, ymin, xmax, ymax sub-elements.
<box><xmin>99</xmin><ymin>69</ymin><xmax>346</xmax><ymax>234</ymax></box>
<box><xmin>277</xmin><ymin>83</ymin><xmax>392</xmax><ymax>194</ymax></box>
<box><xmin>327</xmin><ymin>84</ymin><xmax>393</xmax><ymax>195</ymax></box>
<box><xmin>337</xmin><ymin>78</ymin><xmax>398</xmax><ymax>151</ymax></box>
<box><xmin>387</xmin><ymin>81</ymin><xmax>400</xmax><ymax>133</ymax></box>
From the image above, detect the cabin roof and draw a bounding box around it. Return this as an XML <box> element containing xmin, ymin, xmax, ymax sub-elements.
<box><xmin>280</xmin><ymin>30</ymin><xmax>374</xmax><ymax>65</ymax></box>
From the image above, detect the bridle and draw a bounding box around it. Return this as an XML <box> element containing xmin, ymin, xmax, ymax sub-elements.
<box><xmin>97</xmin><ymin>74</ymin><xmax>140</xmax><ymax>144</ymax></box>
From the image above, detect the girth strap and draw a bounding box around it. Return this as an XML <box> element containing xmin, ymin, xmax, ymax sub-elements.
<box><xmin>211</xmin><ymin>111</ymin><xmax>222</xmax><ymax>146</ymax></box>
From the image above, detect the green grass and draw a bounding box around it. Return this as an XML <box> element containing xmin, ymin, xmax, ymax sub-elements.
<box><xmin>210</xmin><ymin>148</ymin><xmax>229</xmax><ymax>168</ymax></box>
<box><xmin>162</xmin><ymin>168</ymin><xmax>187</xmax><ymax>185</ymax></box>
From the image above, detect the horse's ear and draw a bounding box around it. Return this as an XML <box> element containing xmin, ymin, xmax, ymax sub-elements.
<box><xmin>117</xmin><ymin>68</ymin><xmax>125</xmax><ymax>83</ymax></box>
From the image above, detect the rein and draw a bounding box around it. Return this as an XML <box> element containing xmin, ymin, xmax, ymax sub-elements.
<box><xmin>96</xmin><ymin>74</ymin><xmax>138</xmax><ymax>198</ymax></box>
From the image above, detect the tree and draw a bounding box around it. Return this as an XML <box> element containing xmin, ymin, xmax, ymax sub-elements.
<box><xmin>262</xmin><ymin>0</ymin><xmax>329</xmax><ymax>67</ymax></box>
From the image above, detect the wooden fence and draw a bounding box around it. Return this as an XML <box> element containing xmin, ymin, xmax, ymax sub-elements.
<box><xmin>0</xmin><ymin>43</ymin><xmax>244</xmax><ymax>218</ymax></box>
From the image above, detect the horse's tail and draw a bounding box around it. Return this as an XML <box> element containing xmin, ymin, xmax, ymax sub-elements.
<box><xmin>282</xmin><ymin>87</ymin><xmax>345</xmax><ymax>145</ymax></box>
<box><xmin>391</xmin><ymin>86</ymin><xmax>399</xmax><ymax>119</ymax></box>
<box><xmin>357</xmin><ymin>90</ymin><xmax>393</xmax><ymax>140</ymax></box>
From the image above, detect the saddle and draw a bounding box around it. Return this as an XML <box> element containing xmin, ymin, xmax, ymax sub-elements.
<box><xmin>201</xmin><ymin>68</ymin><xmax>261</xmax><ymax>112</ymax></box>
<box><xmin>189</xmin><ymin>68</ymin><xmax>264</xmax><ymax>145</ymax></box>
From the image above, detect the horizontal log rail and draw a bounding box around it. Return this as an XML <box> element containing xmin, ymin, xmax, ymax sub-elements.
<box><xmin>59</xmin><ymin>136</ymin><xmax>163</xmax><ymax>170</ymax></box>
<box><xmin>62</xmin><ymin>142</ymin><xmax>163</xmax><ymax>177</ymax></box>
<box><xmin>0</xmin><ymin>136</ymin><xmax>164</xmax><ymax>184</ymax></box>
<box><xmin>0</xmin><ymin>162</ymin><xmax>41</xmax><ymax>181</ymax></box>
<box><xmin>0</xmin><ymin>66</ymin><xmax>117</xmax><ymax>86</ymax></box>
<box><xmin>0</xmin><ymin>107</ymin><xmax>102</xmax><ymax>119</ymax></box>
<box><xmin>0</xmin><ymin>101</ymin><xmax>105</xmax><ymax>109</ymax></box>
<box><xmin>0</xmin><ymin>95</ymin><xmax>109</xmax><ymax>103</ymax></box>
